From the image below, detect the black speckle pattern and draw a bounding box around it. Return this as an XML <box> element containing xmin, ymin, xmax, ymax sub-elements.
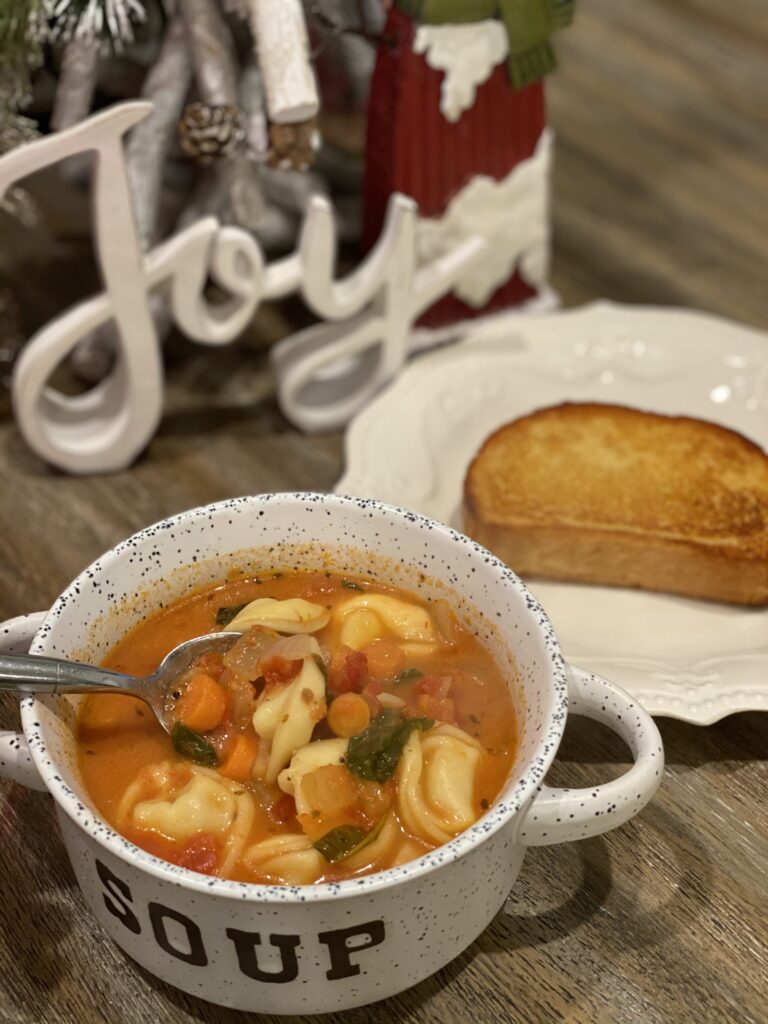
<box><xmin>0</xmin><ymin>612</ymin><xmax>51</xmax><ymax>790</ymax></box>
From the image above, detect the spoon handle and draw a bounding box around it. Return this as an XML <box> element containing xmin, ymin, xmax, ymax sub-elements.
<box><xmin>0</xmin><ymin>653</ymin><xmax>136</xmax><ymax>695</ymax></box>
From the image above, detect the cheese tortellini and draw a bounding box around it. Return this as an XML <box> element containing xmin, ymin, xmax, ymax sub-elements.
<box><xmin>118</xmin><ymin>763</ymin><xmax>256</xmax><ymax>876</ymax></box>
<box><xmin>133</xmin><ymin>772</ymin><xmax>236</xmax><ymax>840</ymax></box>
<box><xmin>229</xmin><ymin>597</ymin><xmax>330</xmax><ymax>634</ymax></box>
<box><xmin>334</xmin><ymin>594</ymin><xmax>437</xmax><ymax>652</ymax></box>
<box><xmin>243</xmin><ymin>833</ymin><xmax>327</xmax><ymax>885</ymax></box>
<box><xmin>348</xmin><ymin>818</ymin><xmax>428</xmax><ymax>871</ymax></box>
<box><xmin>252</xmin><ymin>656</ymin><xmax>326</xmax><ymax>783</ymax></box>
<box><xmin>342</xmin><ymin>813</ymin><xmax>401</xmax><ymax>871</ymax></box>
<box><xmin>396</xmin><ymin>724</ymin><xmax>485</xmax><ymax>845</ymax></box>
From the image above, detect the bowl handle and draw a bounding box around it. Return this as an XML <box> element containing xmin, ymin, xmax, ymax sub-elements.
<box><xmin>518</xmin><ymin>664</ymin><xmax>663</xmax><ymax>847</ymax></box>
<box><xmin>0</xmin><ymin>612</ymin><xmax>49</xmax><ymax>792</ymax></box>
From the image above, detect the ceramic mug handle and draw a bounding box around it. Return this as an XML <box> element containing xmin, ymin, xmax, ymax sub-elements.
<box><xmin>519</xmin><ymin>664</ymin><xmax>663</xmax><ymax>846</ymax></box>
<box><xmin>0</xmin><ymin>612</ymin><xmax>48</xmax><ymax>791</ymax></box>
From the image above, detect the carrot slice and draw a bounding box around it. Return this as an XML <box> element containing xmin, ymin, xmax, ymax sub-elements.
<box><xmin>218</xmin><ymin>732</ymin><xmax>259</xmax><ymax>782</ymax></box>
<box><xmin>175</xmin><ymin>673</ymin><xmax>228</xmax><ymax>733</ymax></box>
<box><xmin>327</xmin><ymin>693</ymin><xmax>371</xmax><ymax>738</ymax></box>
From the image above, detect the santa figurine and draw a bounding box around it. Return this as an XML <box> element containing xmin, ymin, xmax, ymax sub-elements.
<box><xmin>363</xmin><ymin>0</ymin><xmax>573</xmax><ymax>329</ymax></box>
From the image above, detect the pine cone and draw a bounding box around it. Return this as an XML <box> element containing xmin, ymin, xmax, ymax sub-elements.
<box><xmin>178</xmin><ymin>103</ymin><xmax>245</xmax><ymax>165</ymax></box>
<box><xmin>268</xmin><ymin>119</ymin><xmax>320</xmax><ymax>172</ymax></box>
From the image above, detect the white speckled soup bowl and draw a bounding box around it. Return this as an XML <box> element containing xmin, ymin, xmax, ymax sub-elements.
<box><xmin>0</xmin><ymin>494</ymin><xmax>663</xmax><ymax>1014</ymax></box>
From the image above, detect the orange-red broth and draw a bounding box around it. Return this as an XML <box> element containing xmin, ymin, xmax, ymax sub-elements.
<box><xmin>77</xmin><ymin>572</ymin><xmax>518</xmax><ymax>884</ymax></box>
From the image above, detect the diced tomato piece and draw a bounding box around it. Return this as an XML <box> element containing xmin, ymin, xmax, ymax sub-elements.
<box><xmin>413</xmin><ymin>693</ymin><xmax>456</xmax><ymax>724</ymax></box>
<box><xmin>415</xmin><ymin>675</ymin><xmax>453</xmax><ymax>699</ymax></box>
<box><xmin>269</xmin><ymin>794</ymin><xmax>297</xmax><ymax>825</ymax></box>
<box><xmin>262</xmin><ymin>656</ymin><xmax>302</xmax><ymax>689</ymax></box>
<box><xmin>343</xmin><ymin>651</ymin><xmax>368</xmax><ymax>691</ymax></box>
<box><xmin>194</xmin><ymin>651</ymin><xmax>225</xmax><ymax>682</ymax></box>
<box><xmin>177</xmin><ymin>835</ymin><xmax>219</xmax><ymax>876</ymax></box>
<box><xmin>328</xmin><ymin>646</ymin><xmax>368</xmax><ymax>695</ymax></box>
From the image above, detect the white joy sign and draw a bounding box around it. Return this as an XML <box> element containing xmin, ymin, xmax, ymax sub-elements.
<box><xmin>0</xmin><ymin>101</ymin><xmax>488</xmax><ymax>474</ymax></box>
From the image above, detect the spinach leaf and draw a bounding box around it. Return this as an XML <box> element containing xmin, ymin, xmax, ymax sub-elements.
<box><xmin>172</xmin><ymin>723</ymin><xmax>218</xmax><ymax>766</ymax></box>
<box><xmin>313</xmin><ymin>825</ymin><xmax>368</xmax><ymax>863</ymax></box>
<box><xmin>216</xmin><ymin>603</ymin><xmax>247</xmax><ymax>626</ymax></box>
<box><xmin>340</xmin><ymin>580</ymin><xmax>363</xmax><ymax>591</ymax></box>
<box><xmin>346</xmin><ymin>709</ymin><xmax>434</xmax><ymax>782</ymax></box>
<box><xmin>393</xmin><ymin>667</ymin><xmax>422</xmax><ymax>686</ymax></box>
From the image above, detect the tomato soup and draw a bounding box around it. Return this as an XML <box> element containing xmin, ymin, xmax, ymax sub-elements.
<box><xmin>77</xmin><ymin>571</ymin><xmax>518</xmax><ymax>884</ymax></box>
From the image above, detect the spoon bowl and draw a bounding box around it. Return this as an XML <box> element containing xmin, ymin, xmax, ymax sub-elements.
<box><xmin>0</xmin><ymin>631</ymin><xmax>241</xmax><ymax>734</ymax></box>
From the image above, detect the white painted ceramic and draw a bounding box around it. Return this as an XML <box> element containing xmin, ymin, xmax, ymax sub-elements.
<box><xmin>0</xmin><ymin>494</ymin><xmax>662</xmax><ymax>1013</ymax></box>
<box><xmin>337</xmin><ymin>303</ymin><xmax>768</xmax><ymax>725</ymax></box>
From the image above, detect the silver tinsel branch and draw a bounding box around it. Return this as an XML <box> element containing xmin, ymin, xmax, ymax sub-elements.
<box><xmin>1</xmin><ymin>0</ymin><xmax>379</xmax><ymax>391</ymax></box>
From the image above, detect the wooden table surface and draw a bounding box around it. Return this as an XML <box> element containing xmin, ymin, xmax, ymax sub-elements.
<box><xmin>0</xmin><ymin>1</ymin><xmax>766</xmax><ymax>1022</ymax></box>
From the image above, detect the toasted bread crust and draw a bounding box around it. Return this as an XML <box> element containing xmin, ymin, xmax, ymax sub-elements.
<box><xmin>463</xmin><ymin>403</ymin><xmax>768</xmax><ymax>605</ymax></box>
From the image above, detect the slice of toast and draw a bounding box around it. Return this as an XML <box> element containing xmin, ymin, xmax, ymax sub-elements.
<box><xmin>463</xmin><ymin>402</ymin><xmax>768</xmax><ymax>605</ymax></box>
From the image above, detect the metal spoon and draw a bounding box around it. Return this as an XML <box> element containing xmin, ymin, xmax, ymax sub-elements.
<box><xmin>0</xmin><ymin>632</ymin><xmax>241</xmax><ymax>734</ymax></box>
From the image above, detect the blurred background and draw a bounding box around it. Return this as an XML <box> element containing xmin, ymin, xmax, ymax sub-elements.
<box><xmin>2</xmin><ymin>0</ymin><xmax>766</xmax><ymax>377</ymax></box>
<box><xmin>547</xmin><ymin>0</ymin><xmax>767</xmax><ymax>325</ymax></box>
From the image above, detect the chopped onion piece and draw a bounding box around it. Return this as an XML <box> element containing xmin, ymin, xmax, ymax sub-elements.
<box><xmin>264</xmin><ymin>634</ymin><xmax>321</xmax><ymax>663</ymax></box>
<box><xmin>378</xmin><ymin>692</ymin><xmax>406</xmax><ymax>709</ymax></box>
<box><xmin>222</xmin><ymin>629</ymin><xmax>278</xmax><ymax>678</ymax></box>
<box><xmin>222</xmin><ymin>630</ymin><xmax>321</xmax><ymax>681</ymax></box>
<box><xmin>333</xmin><ymin>594</ymin><xmax>436</xmax><ymax>642</ymax></box>
<box><xmin>229</xmin><ymin>597</ymin><xmax>330</xmax><ymax>634</ymax></box>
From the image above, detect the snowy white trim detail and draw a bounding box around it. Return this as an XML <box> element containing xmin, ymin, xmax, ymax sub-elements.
<box><xmin>416</xmin><ymin>128</ymin><xmax>553</xmax><ymax>308</ymax></box>
<box><xmin>414</xmin><ymin>20</ymin><xmax>508</xmax><ymax>123</ymax></box>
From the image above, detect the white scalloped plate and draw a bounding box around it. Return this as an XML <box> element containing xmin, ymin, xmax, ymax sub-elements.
<box><xmin>336</xmin><ymin>302</ymin><xmax>768</xmax><ymax>725</ymax></box>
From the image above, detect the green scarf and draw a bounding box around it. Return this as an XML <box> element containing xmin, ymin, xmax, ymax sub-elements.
<box><xmin>395</xmin><ymin>0</ymin><xmax>574</xmax><ymax>89</ymax></box>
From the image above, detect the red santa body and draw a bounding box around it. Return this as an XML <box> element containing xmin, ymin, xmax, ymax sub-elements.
<box><xmin>363</xmin><ymin>3</ymin><xmax>548</xmax><ymax>329</ymax></box>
